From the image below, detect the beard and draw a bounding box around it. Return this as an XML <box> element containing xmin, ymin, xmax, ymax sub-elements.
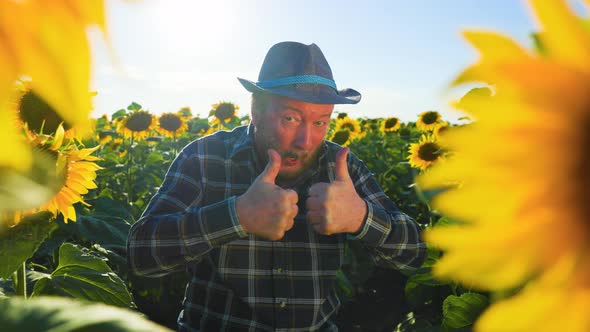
<box><xmin>253</xmin><ymin>123</ymin><xmax>322</xmax><ymax>181</ymax></box>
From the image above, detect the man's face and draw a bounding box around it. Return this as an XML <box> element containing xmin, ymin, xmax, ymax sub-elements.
<box><xmin>253</xmin><ymin>95</ymin><xmax>334</xmax><ymax>181</ymax></box>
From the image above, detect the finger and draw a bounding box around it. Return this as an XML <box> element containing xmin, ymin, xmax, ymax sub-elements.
<box><xmin>284</xmin><ymin>189</ymin><xmax>299</xmax><ymax>204</ymax></box>
<box><xmin>259</xmin><ymin>149</ymin><xmax>281</xmax><ymax>183</ymax></box>
<box><xmin>285</xmin><ymin>214</ymin><xmax>295</xmax><ymax>231</ymax></box>
<box><xmin>306</xmin><ymin>196</ymin><xmax>322</xmax><ymax>211</ymax></box>
<box><xmin>334</xmin><ymin>148</ymin><xmax>350</xmax><ymax>182</ymax></box>
<box><xmin>312</xmin><ymin>222</ymin><xmax>330</xmax><ymax>235</ymax></box>
<box><xmin>308</xmin><ymin>182</ymin><xmax>328</xmax><ymax>197</ymax></box>
<box><xmin>306</xmin><ymin>211</ymin><xmax>322</xmax><ymax>225</ymax></box>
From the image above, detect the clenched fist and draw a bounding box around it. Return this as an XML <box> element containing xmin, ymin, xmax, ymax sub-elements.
<box><xmin>306</xmin><ymin>148</ymin><xmax>367</xmax><ymax>235</ymax></box>
<box><xmin>236</xmin><ymin>149</ymin><xmax>298</xmax><ymax>240</ymax></box>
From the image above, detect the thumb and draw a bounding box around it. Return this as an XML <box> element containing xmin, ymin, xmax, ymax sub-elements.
<box><xmin>259</xmin><ymin>149</ymin><xmax>281</xmax><ymax>183</ymax></box>
<box><xmin>334</xmin><ymin>148</ymin><xmax>350</xmax><ymax>182</ymax></box>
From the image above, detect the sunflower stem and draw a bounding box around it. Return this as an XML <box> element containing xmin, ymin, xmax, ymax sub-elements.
<box><xmin>13</xmin><ymin>262</ymin><xmax>27</xmax><ymax>299</ymax></box>
<box><xmin>173</xmin><ymin>132</ymin><xmax>178</xmax><ymax>156</ymax></box>
<box><xmin>126</xmin><ymin>134</ymin><xmax>134</xmax><ymax>206</ymax></box>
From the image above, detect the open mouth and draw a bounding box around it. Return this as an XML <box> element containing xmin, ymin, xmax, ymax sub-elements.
<box><xmin>284</xmin><ymin>156</ymin><xmax>299</xmax><ymax>166</ymax></box>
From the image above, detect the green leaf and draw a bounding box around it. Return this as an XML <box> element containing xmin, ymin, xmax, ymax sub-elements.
<box><xmin>112</xmin><ymin>109</ymin><xmax>127</xmax><ymax>120</ymax></box>
<box><xmin>407</xmin><ymin>246</ymin><xmax>448</xmax><ymax>286</ymax></box>
<box><xmin>0</xmin><ymin>212</ymin><xmax>55</xmax><ymax>278</ymax></box>
<box><xmin>57</xmin><ymin>213</ymin><xmax>131</xmax><ymax>252</ymax></box>
<box><xmin>127</xmin><ymin>102</ymin><xmax>142</xmax><ymax>111</ymax></box>
<box><xmin>442</xmin><ymin>293</ymin><xmax>488</xmax><ymax>330</ymax></box>
<box><xmin>0</xmin><ymin>296</ymin><xmax>171</xmax><ymax>332</ymax></box>
<box><xmin>31</xmin><ymin>243</ymin><xmax>134</xmax><ymax>308</ymax></box>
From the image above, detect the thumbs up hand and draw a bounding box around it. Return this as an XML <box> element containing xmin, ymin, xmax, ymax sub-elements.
<box><xmin>306</xmin><ymin>148</ymin><xmax>367</xmax><ymax>235</ymax></box>
<box><xmin>237</xmin><ymin>149</ymin><xmax>298</xmax><ymax>240</ymax></box>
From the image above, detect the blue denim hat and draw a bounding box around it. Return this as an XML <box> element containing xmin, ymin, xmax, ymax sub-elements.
<box><xmin>238</xmin><ymin>42</ymin><xmax>361</xmax><ymax>105</ymax></box>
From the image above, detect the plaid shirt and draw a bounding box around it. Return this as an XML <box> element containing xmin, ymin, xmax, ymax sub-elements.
<box><xmin>128</xmin><ymin>125</ymin><xmax>426</xmax><ymax>331</ymax></box>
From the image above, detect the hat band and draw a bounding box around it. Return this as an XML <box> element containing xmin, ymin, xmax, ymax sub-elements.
<box><xmin>256</xmin><ymin>75</ymin><xmax>337</xmax><ymax>91</ymax></box>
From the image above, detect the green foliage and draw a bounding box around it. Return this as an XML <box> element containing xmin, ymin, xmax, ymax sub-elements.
<box><xmin>0</xmin><ymin>296</ymin><xmax>171</xmax><ymax>332</ymax></box>
<box><xmin>0</xmin><ymin>212</ymin><xmax>55</xmax><ymax>279</ymax></box>
<box><xmin>57</xmin><ymin>197</ymin><xmax>133</xmax><ymax>252</ymax></box>
<box><xmin>31</xmin><ymin>243</ymin><xmax>134</xmax><ymax>308</ymax></box>
<box><xmin>442</xmin><ymin>292</ymin><xmax>489</xmax><ymax>331</ymax></box>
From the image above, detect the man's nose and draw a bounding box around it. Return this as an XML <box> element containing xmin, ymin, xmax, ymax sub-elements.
<box><xmin>293</xmin><ymin>125</ymin><xmax>313</xmax><ymax>150</ymax></box>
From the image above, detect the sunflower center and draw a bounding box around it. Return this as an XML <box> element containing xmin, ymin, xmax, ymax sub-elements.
<box><xmin>125</xmin><ymin>112</ymin><xmax>152</xmax><ymax>132</ymax></box>
<box><xmin>384</xmin><ymin>118</ymin><xmax>398</xmax><ymax>128</ymax></box>
<box><xmin>215</xmin><ymin>103</ymin><xmax>236</xmax><ymax>120</ymax></box>
<box><xmin>19</xmin><ymin>90</ymin><xmax>71</xmax><ymax>134</ymax></box>
<box><xmin>422</xmin><ymin>111</ymin><xmax>439</xmax><ymax>125</ymax></box>
<box><xmin>332</xmin><ymin>130</ymin><xmax>351</xmax><ymax>145</ymax></box>
<box><xmin>418</xmin><ymin>142</ymin><xmax>440</xmax><ymax>161</ymax></box>
<box><xmin>341</xmin><ymin>123</ymin><xmax>356</xmax><ymax>132</ymax></box>
<box><xmin>160</xmin><ymin>114</ymin><xmax>182</xmax><ymax>132</ymax></box>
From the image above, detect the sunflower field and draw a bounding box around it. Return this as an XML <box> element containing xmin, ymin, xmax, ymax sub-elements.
<box><xmin>2</xmin><ymin>0</ymin><xmax>590</xmax><ymax>331</ymax></box>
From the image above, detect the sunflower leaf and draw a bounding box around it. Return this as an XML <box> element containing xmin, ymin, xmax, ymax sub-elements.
<box><xmin>0</xmin><ymin>296</ymin><xmax>171</xmax><ymax>332</ymax></box>
<box><xmin>442</xmin><ymin>292</ymin><xmax>489</xmax><ymax>330</ymax></box>
<box><xmin>0</xmin><ymin>211</ymin><xmax>55</xmax><ymax>279</ymax></box>
<box><xmin>31</xmin><ymin>243</ymin><xmax>134</xmax><ymax>308</ymax></box>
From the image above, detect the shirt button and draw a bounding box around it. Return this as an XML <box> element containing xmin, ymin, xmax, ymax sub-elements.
<box><xmin>279</xmin><ymin>301</ymin><xmax>286</xmax><ymax>309</ymax></box>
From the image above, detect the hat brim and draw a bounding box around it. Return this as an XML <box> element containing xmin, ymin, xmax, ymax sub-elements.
<box><xmin>237</xmin><ymin>77</ymin><xmax>361</xmax><ymax>105</ymax></box>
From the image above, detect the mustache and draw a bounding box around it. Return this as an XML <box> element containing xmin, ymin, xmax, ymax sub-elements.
<box><xmin>282</xmin><ymin>150</ymin><xmax>308</xmax><ymax>160</ymax></box>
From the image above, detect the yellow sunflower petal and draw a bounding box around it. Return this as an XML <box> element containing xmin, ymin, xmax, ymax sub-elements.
<box><xmin>528</xmin><ymin>0</ymin><xmax>590</xmax><ymax>71</ymax></box>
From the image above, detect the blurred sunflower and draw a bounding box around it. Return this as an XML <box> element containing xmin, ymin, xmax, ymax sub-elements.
<box><xmin>416</xmin><ymin>110</ymin><xmax>442</xmax><ymax>131</ymax></box>
<box><xmin>329</xmin><ymin>129</ymin><xmax>353</xmax><ymax>147</ymax></box>
<box><xmin>41</xmin><ymin>143</ymin><xmax>102</xmax><ymax>223</ymax></box>
<box><xmin>6</xmin><ymin>123</ymin><xmax>101</xmax><ymax>224</ymax></box>
<box><xmin>209</xmin><ymin>101</ymin><xmax>239</xmax><ymax>126</ymax></box>
<box><xmin>408</xmin><ymin>134</ymin><xmax>444</xmax><ymax>171</ymax></box>
<box><xmin>433</xmin><ymin>121</ymin><xmax>450</xmax><ymax>137</ymax></box>
<box><xmin>0</xmin><ymin>0</ymin><xmax>107</xmax><ymax>171</ymax></box>
<box><xmin>117</xmin><ymin>110</ymin><xmax>156</xmax><ymax>140</ymax></box>
<box><xmin>157</xmin><ymin>112</ymin><xmax>188</xmax><ymax>137</ymax></box>
<box><xmin>381</xmin><ymin>117</ymin><xmax>401</xmax><ymax>133</ymax></box>
<box><xmin>418</xmin><ymin>0</ymin><xmax>590</xmax><ymax>330</ymax></box>
<box><xmin>334</xmin><ymin>117</ymin><xmax>364</xmax><ymax>140</ymax></box>
<box><xmin>177</xmin><ymin>106</ymin><xmax>193</xmax><ymax>120</ymax></box>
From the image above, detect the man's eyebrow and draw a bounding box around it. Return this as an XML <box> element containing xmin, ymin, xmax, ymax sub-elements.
<box><xmin>280</xmin><ymin>104</ymin><xmax>332</xmax><ymax>118</ymax></box>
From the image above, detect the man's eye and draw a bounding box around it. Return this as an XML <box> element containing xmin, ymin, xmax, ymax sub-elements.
<box><xmin>284</xmin><ymin>116</ymin><xmax>297</xmax><ymax>122</ymax></box>
<box><xmin>314</xmin><ymin>121</ymin><xmax>327</xmax><ymax>127</ymax></box>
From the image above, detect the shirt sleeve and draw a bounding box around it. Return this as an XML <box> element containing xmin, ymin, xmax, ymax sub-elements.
<box><xmin>127</xmin><ymin>145</ymin><xmax>247</xmax><ymax>278</ymax></box>
<box><xmin>345</xmin><ymin>151</ymin><xmax>427</xmax><ymax>272</ymax></box>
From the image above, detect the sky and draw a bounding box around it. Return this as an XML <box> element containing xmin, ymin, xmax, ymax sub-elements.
<box><xmin>89</xmin><ymin>0</ymin><xmax>542</xmax><ymax>123</ymax></box>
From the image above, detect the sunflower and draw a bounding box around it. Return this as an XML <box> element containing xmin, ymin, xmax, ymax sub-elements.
<box><xmin>177</xmin><ymin>106</ymin><xmax>193</xmax><ymax>120</ymax></box>
<box><xmin>333</xmin><ymin>117</ymin><xmax>364</xmax><ymax>140</ymax></box>
<box><xmin>0</xmin><ymin>1</ymin><xmax>107</xmax><ymax>173</ymax></box>
<box><xmin>433</xmin><ymin>121</ymin><xmax>450</xmax><ymax>137</ymax></box>
<box><xmin>209</xmin><ymin>101</ymin><xmax>239</xmax><ymax>126</ymax></box>
<box><xmin>157</xmin><ymin>112</ymin><xmax>188</xmax><ymax>137</ymax></box>
<box><xmin>381</xmin><ymin>117</ymin><xmax>401</xmax><ymax>133</ymax></box>
<box><xmin>5</xmin><ymin>123</ymin><xmax>101</xmax><ymax>224</ymax></box>
<box><xmin>416</xmin><ymin>110</ymin><xmax>442</xmax><ymax>131</ymax></box>
<box><xmin>418</xmin><ymin>1</ymin><xmax>590</xmax><ymax>330</ymax></box>
<box><xmin>117</xmin><ymin>110</ymin><xmax>157</xmax><ymax>140</ymax></box>
<box><xmin>408</xmin><ymin>134</ymin><xmax>444</xmax><ymax>170</ymax></box>
<box><xmin>329</xmin><ymin>129</ymin><xmax>353</xmax><ymax>147</ymax></box>
<box><xmin>40</xmin><ymin>144</ymin><xmax>102</xmax><ymax>223</ymax></box>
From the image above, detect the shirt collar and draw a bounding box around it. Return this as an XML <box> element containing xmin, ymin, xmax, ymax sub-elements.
<box><xmin>229</xmin><ymin>124</ymin><xmax>256</xmax><ymax>160</ymax></box>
